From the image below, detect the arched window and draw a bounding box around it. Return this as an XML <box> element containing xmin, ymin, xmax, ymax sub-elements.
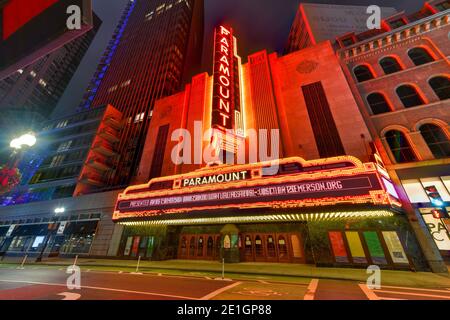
<box><xmin>408</xmin><ymin>47</ymin><xmax>434</xmax><ymax>66</ymax></box>
<box><xmin>429</xmin><ymin>76</ymin><xmax>450</xmax><ymax>100</ymax></box>
<box><xmin>396</xmin><ymin>85</ymin><xmax>424</xmax><ymax>108</ymax></box>
<box><xmin>367</xmin><ymin>93</ymin><xmax>391</xmax><ymax>114</ymax></box>
<box><xmin>420</xmin><ymin>124</ymin><xmax>450</xmax><ymax>158</ymax></box>
<box><xmin>354</xmin><ymin>65</ymin><xmax>374</xmax><ymax>82</ymax></box>
<box><xmin>380</xmin><ymin>57</ymin><xmax>403</xmax><ymax>74</ymax></box>
<box><xmin>385</xmin><ymin>130</ymin><xmax>417</xmax><ymax>163</ymax></box>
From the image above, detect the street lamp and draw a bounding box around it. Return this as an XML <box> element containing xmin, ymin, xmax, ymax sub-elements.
<box><xmin>54</xmin><ymin>207</ymin><xmax>66</xmax><ymax>214</ymax></box>
<box><xmin>10</xmin><ymin>133</ymin><xmax>37</xmax><ymax>150</ymax></box>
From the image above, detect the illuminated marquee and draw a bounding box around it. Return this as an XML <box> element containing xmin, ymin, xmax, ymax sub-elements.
<box><xmin>113</xmin><ymin>156</ymin><xmax>401</xmax><ymax>221</ymax></box>
<box><xmin>212</xmin><ymin>25</ymin><xmax>240</xmax><ymax>131</ymax></box>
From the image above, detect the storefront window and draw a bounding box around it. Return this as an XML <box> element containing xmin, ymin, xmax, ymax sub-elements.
<box><xmin>124</xmin><ymin>236</ymin><xmax>133</xmax><ymax>256</ymax></box>
<box><xmin>402</xmin><ymin>177</ymin><xmax>450</xmax><ymax>203</ymax></box>
<box><xmin>189</xmin><ymin>237</ymin><xmax>196</xmax><ymax>256</ymax></box>
<box><xmin>267</xmin><ymin>236</ymin><xmax>276</xmax><ymax>257</ymax></box>
<box><xmin>60</xmin><ymin>234</ymin><xmax>94</xmax><ymax>254</ymax></box>
<box><xmin>197</xmin><ymin>237</ymin><xmax>204</xmax><ymax>256</ymax></box>
<box><xmin>8</xmin><ymin>236</ymin><xmax>30</xmax><ymax>252</ymax></box>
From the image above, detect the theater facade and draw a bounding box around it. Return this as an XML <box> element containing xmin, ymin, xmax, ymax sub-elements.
<box><xmin>112</xmin><ymin>26</ymin><xmax>427</xmax><ymax>270</ymax></box>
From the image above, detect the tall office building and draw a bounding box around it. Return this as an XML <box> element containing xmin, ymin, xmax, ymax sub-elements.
<box><xmin>284</xmin><ymin>3</ymin><xmax>397</xmax><ymax>53</ymax></box>
<box><xmin>0</xmin><ymin>14</ymin><xmax>101</xmax><ymax>153</ymax></box>
<box><xmin>78</xmin><ymin>0</ymin><xmax>204</xmax><ymax>189</ymax></box>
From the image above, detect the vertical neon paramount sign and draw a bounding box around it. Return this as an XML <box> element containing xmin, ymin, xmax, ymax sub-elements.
<box><xmin>212</xmin><ymin>26</ymin><xmax>244</xmax><ymax>140</ymax></box>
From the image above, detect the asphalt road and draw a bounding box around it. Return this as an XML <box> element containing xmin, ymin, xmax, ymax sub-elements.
<box><xmin>0</xmin><ymin>267</ymin><xmax>449</xmax><ymax>300</ymax></box>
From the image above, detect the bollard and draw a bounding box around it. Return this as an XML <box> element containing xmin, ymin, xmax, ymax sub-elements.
<box><xmin>73</xmin><ymin>255</ymin><xmax>78</xmax><ymax>267</ymax></box>
<box><xmin>222</xmin><ymin>258</ymin><xmax>225</xmax><ymax>280</ymax></box>
<box><xmin>136</xmin><ymin>255</ymin><xmax>141</xmax><ymax>273</ymax></box>
<box><xmin>17</xmin><ymin>255</ymin><xmax>28</xmax><ymax>270</ymax></box>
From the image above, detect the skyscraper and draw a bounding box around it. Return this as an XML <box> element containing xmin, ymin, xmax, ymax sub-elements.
<box><xmin>78</xmin><ymin>0</ymin><xmax>204</xmax><ymax>190</ymax></box>
<box><xmin>0</xmin><ymin>13</ymin><xmax>101</xmax><ymax>155</ymax></box>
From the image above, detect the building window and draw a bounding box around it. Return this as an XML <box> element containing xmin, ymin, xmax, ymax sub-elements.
<box><xmin>420</xmin><ymin>124</ymin><xmax>450</xmax><ymax>158</ymax></box>
<box><xmin>408</xmin><ymin>47</ymin><xmax>434</xmax><ymax>66</ymax></box>
<box><xmin>353</xmin><ymin>65</ymin><xmax>374</xmax><ymax>82</ymax></box>
<box><xmin>389</xmin><ymin>19</ymin><xmax>406</xmax><ymax>29</ymax></box>
<box><xmin>435</xmin><ymin>1</ymin><xmax>450</xmax><ymax>11</ymax></box>
<box><xmin>302</xmin><ymin>82</ymin><xmax>345</xmax><ymax>158</ymax></box>
<box><xmin>396</xmin><ymin>85</ymin><xmax>424</xmax><ymax>108</ymax></box>
<box><xmin>429</xmin><ymin>76</ymin><xmax>450</xmax><ymax>100</ymax></box>
<box><xmin>379</xmin><ymin>57</ymin><xmax>403</xmax><ymax>74</ymax></box>
<box><xmin>367</xmin><ymin>93</ymin><xmax>391</xmax><ymax>114</ymax></box>
<box><xmin>385</xmin><ymin>130</ymin><xmax>417</xmax><ymax>163</ymax></box>
<box><xmin>341</xmin><ymin>37</ymin><xmax>355</xmax><ymax>47</ymax></box>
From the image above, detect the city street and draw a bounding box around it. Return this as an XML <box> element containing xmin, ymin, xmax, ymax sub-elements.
<box><xmin>0</xmin><ymin>267</ymin><xmax>449</xmax><ymax>300</ymax></box>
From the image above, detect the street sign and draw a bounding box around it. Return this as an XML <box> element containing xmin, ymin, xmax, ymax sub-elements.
<box><xmin>57</xmin><ymin>221</ymin><xmax>68</xmax><ymax>235</ymax></box>
<box><xmin>5</xmin><ymin>224</ymin><xmax>15</xmax><ymax>237</ymax></box>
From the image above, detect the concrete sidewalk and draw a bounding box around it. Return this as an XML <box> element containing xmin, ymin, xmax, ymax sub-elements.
<box><xmin>1</xmin><ymin>257</ymin><xmax>449</xmax><ymax>288</ymax></box>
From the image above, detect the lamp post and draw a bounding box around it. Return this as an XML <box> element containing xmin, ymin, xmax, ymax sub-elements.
<box><xmin>0</xmin><ymin>133</ymin><xmax>36</xmax><ymax>197</ymax></box>
<box><xmin>9</xmin><ymin>133</ymin><xmax>37</xmax><ymax>166</ymax></box>
<box><xmin>35</xmin><ymin>207</ymin><xmax>65</xmax><ymax>263</ymax></box>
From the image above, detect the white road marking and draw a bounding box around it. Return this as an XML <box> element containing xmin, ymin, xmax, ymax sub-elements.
<box><xmin>358</xmin><ymin>284</ymin><xmax>381</xmax><ymax>300</ymax></box>
<box><xmin>58</xmin><ymin>292</ymin><xmax>81</xmax><ymax>300</ymax></box>
<box><xmin>0</xmin><ymin>279</ymin><xmax>198</xmax><ymax>300</ymax></box>
<box><xmin>374</xmin><ymin>289</ymin><xmax>450</xmax><ymax>299</ymax></box>
<box><xmin>199</xmin><ymin>281</ymin><xmax>242</xmax><ymax>300</ymax></box>
<box><xmin>380</xmin><ymin>297</ymin><xmax>406</xmax><ymax>300</ymax></box>
<box><xmin>303</xmin><ymin>279</ymin><xmax>319</xmax><ymax>300</ymax></box>
<box><xmin>376</xmin><ymin>285</ymin><xmax>450</xmax><ymax>294</ymax></box>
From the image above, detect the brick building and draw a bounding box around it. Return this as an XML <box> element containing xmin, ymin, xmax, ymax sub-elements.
<box><xmin>336</xmin><ymin>0</ymin><xmax>450</xmax><ymax>266</ymax></box>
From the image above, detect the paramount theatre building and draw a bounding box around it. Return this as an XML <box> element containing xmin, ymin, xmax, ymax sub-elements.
<box><xmin>112</xmin><ymin>26</ymin><xmax>428</xmax><ymax>270</ymax></box>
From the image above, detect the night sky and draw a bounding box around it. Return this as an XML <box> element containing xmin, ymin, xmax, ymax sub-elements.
<box><xmin>54</xmin><ymin>0</ymin><xmax>426</xmax><ymax>117</ymax></box>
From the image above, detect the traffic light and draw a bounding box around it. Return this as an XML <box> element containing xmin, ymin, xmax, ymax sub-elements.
<box><xmin>431</xmin><ymin>209</ymin><xmax>444</xmax><ymax>219</ymax></box>
<box><xmin>424</xmin><ymin>185</ymin><xmax>444</xmax><ymax>207</ymax></box>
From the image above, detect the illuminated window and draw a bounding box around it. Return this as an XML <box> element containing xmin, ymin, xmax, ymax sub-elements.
<box><xmin>402</xmin><ymin>179</ymin><xmax>429</xmax><ymax>203</ymax></box>
<box><xmin>408</xmin><ymin>47</ymin><xmax>434</xmax><ymax>66</ymax></box>
<box><xmin>134</xmin><ymin>112</ymin><xmax>145</xmax><ymax>123</ymax></box>
<box><xmin>396</xmin><ymin>85</ymin><xmax>424</xmax><ymax>108</ymax></box>
<box><xmin>420</xmin><ymin>124</ymin><xmax>450</xmax><ymax>158</ymax></box>
<box><xmin>429</xmin><ymin>76</ymin><xmax>450</xmax><ymax>100</ymax></box>
<box><xmin>353</xmin><ymin>65</ymin><xmax>374</xmax><ymax>82</ymax></box>
<box><xmin>380</xmin><ymin>57</ymin><xmax>402</xmax><ymax>74</ymax></box>
<box><xmin>367</xmin><ymin>93</ymin><xmax>391</xmax><ymax>114</ymax></box>
<box><xmin>385</xmin><ymin>130</ymin><xmax>417</xmax><ymax>163</ymax></box>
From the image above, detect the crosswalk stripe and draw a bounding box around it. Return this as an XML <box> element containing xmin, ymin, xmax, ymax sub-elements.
<box><xmin>358</xmin><ymin>284</ymin><xmax>381</xmax><ymax>300</ymax></box>
<box><xmin>374</xmin><ymin>289</ymin><xmax>450</xmax><ymax>299</ymax></box>
<box><xmin>304</xmin><ymin>279</ymin><xmax>319</xmax><ymax>300</ymax></box>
